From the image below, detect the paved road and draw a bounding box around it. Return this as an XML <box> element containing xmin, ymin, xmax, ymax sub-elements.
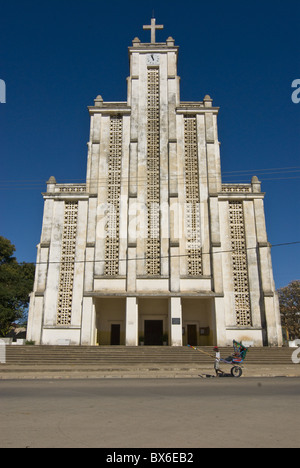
<box><xmin>0</xmin><ymin>378</ymin><xmax>299</xmax><ymax>448</ymax></box>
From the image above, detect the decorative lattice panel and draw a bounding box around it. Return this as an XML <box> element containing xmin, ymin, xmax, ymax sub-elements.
<box><xmin>229</xmin><ymin>201</ymin><xmax>252</xmax><ymax>326</ymax></box>
<box><xmin>105</xmin><ymin>116</ymin><xmax>123</xmax><ymax>276</ymax></box>
<box><xmin>222</xmin><ymin>185</ymin><xmax>251</xmax><ymax>193</ymax></box>
<box><xmin>57</xmin><ymin>201</ymin><xmax>78</xmax><ymax>325</ymax></box>
<box><xmin>146</xmin><ymin>69</ymin><xmax>160</xmax><ymax>275</ymax></box>
<box><xmin>184</xmin><ymin>116</ymin><xmax>202</xmax><ymax>276</ymax></box>
<box><xmin>59</xmin><ymin>185</ymin><xmax>86</xmax><ymax>193</ymax></box>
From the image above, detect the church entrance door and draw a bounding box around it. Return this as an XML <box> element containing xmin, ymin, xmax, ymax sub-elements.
<box><xmin>144</xmin><ymin>320</ymin><xmax>163</xmax><ymax>346</ymax></box>
<box><xmin>110</xmin><ymin>324</ymin><xmax>121</xmax><ymax>345</ymax></box>
<box><xmin>187</xmin><ymin>325</ymin><xmax>197</xmax><ymax>346</ymax></box>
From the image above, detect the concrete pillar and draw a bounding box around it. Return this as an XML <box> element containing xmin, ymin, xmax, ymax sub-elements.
<box><xmin>81</xmin><ymin>297</ymin><xmax>95</xmax><ymax>345</ymax></box>
<box><xmin>214</xmin><ymin>297</ymin><xmax>226</xmax><ymax>346</ymax></box>
<box><xmin>26</xmin><ymin>293</ymin><xmax>44</xmax><ymax>345</ymax></box>
<box><xmin>126</xmin><ymin>297</ymin><xmax>138</xmax><ymax>346</ymax></box>
<box><xmin>264</xmin><ymin>294</ymin><xmax>283</xmax><ymax>347</ymax></box>
<box><xmin>169</xmin><ymin>297</ymin><xmax>183</xmax><ymax>346</ymax></box>
<box><xmin>209</xmin><ymin>196</ymin><xmax>224</xmax><ymax>294</ymax></box>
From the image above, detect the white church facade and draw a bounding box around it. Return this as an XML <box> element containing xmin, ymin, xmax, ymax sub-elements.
<box><xmin>27</xmin><ymin>19</ymin><xmax>283</xmax><ymax>347</ymax></box>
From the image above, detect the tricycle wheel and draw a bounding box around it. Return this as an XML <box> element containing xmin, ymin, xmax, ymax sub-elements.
<box><xmin>231</xmin><ymin>366</ymin><xmax>242</xmax><ymax>378</ymax></box>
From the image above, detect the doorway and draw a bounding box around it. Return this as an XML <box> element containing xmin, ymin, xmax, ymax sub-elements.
<box><xmin>144</xmin><ymin>320</ymin><xmax>163</xmax><ymax>346</ymax></box>
<box><xmin>95</xmin><ymin>298</ymin><xmax>126</xmax><ymax>345</ymax></box>
<box><xmin>110</xmin><ymin>324</ymin><xmax>121</xmax><ymax>345</ymax></box>
<box><xmin>187</xmin><ymin>325</ymin><xmax>197</xmax><ymax>346</ymax></box>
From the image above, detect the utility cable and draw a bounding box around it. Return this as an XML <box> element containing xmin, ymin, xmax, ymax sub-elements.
<box><xmin>29</xmin><ymin>241</ymin><xmax>300</xmax><ymax>267</ymax></box>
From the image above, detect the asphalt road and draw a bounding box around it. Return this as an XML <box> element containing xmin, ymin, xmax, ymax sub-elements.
<box><xmin>0</xmin><ymin>378</ymin><xmax>299</xmax><ymax>449</ymax></box>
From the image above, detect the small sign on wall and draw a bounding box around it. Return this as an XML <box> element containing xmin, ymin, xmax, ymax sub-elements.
<box><xmin>172</xmin><ymin>318</ymin><xmax>181</xmax><ymax>325</ymax></box>
<box><xmin>199</xmin><ymin>327</ymin><xmax>210</xmax><ymax>336</ymax></box>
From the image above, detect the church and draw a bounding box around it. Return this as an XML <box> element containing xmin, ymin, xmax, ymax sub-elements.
<box><xmin>27</xmin><ymin>19</ymin><xmax>283</xmax><ymax>347</ymax></box>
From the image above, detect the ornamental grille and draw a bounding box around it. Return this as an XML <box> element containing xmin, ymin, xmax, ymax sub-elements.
<box><xmin>222</xmin><ymin>185</ymin><xmax>251</xmax><ymax>193</ymax></box>
<box><xmin>146</xmin><ymin>69</ymin><xmax>160</xmax><ymax>275</ymax></box>
<box><xmin>58</xmin><ymin>185</ymin><xmax>86</xmax><ymax>193</ymax></box>
<box><xmin>104</xmin><ymin>116</ymin><xmax>123</xmax><ymax>276</ymax></box>
<box><xmin>56</xmin><ymin>201</ymin><xmax>78</xmax><ymax>325</ymax></box>
<box><xmin>229</xmin><ymin>201</ymin><xmax>252</xmax><ymax>326</ymax></box>
<box><xmin>184</xmin><ymin>116</ymin><xmax>202</xmax><ymax>276</ymax></box>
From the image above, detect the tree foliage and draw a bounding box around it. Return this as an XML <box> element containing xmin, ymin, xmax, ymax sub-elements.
<box><xmin>278</xmin><ymin>280</ymin><xmax>300</xmax><ymax>341</ymax></box>
<box><xmin>0</xmin><ymin>236</ymin><xmax>35</xmax><ymax>337</ymax></box>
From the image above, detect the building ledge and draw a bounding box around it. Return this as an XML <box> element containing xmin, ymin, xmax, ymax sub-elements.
<box><xmin>84</xmin><ymin>291</ymin><xmax>224</xmax><ymax>298</ymax></box>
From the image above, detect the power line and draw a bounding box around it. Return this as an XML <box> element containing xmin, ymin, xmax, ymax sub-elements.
<box><xmin>1</xmin><ymin>167</ymin><xmax>299</xmax><ymax>183</ymax></box>
<box><xmin>2</xmin><ymin>167</ymin><xmax>300</xmax><ymax>184</ymax></box>
<box><xmin>1</xmin><ymin>175</ymin><xmax>300</xmax><ymax>190</ymax></box>
<box><xmin>30</xmin><ymin>241</ymin><xmax>300</xmax><ymax>267</ymax></box>
<box><xmin>0</xmin><ymin>166</ymin><xmax>299</xmax><ymax>190</ymax></box>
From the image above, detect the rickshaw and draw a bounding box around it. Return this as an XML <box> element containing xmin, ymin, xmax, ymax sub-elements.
<box><xmin>188</xmin><ymin>340</ymin><xmax>249</xmax><ymax>378</ymax></box>
<box><xmin>219</xmin><ymin>340</ymin><xmax>248</xmax><ymax>377</ymax></box>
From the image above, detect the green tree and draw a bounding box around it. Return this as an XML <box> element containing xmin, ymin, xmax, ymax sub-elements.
<box><xmin>0</xmin><ymin>236</ymin><xmax>35</xmax><ymax>337</ymax></box>
<box><xmin>278</xmin><ymin>280</ymin><xmax>300</xmax><ymax>341</ymax></box>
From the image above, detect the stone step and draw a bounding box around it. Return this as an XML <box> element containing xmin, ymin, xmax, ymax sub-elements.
<box><xmin>1</xmin><ymin>346</ymin><xmax>294</xmax><ymax>367</ymax></box>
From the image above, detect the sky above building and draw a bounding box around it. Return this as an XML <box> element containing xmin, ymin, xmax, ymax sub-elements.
<box><xmin>0</xmin><ymin>0</ymin><xmax>299</xmax><ymax>289</ymax></box>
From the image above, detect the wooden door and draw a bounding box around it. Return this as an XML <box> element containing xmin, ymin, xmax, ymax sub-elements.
<box><xmin>144</xmin><ymin>320</ymin><xmax>163</xmax><ymax>346</ymax></box>
<box><xmin>110</xmin><ymin>324</ymin><xmax>121</xmax><ymax>345</ymax></box>
<box><xmin>187</xmin><ymin>325</ymin><xmax>197</xmax><ymax>346</ymax></box>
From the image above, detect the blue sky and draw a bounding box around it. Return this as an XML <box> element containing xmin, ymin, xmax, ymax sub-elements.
<box><xmin>0</xmin><ymin>0</ymin><xmax>299</xmax><ymax>289</ymax></box>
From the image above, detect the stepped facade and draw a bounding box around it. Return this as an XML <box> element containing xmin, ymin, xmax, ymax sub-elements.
<box><xmin>27</xmin><ymin>19</ymin><xmax>282</xmax><ymax>347</ymax></box>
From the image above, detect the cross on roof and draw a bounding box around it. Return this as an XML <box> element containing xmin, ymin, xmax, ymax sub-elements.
<box><xmin>143</xmin><ymin>18</ymin><xmax>164</xmax><ymax>44</ymax></box>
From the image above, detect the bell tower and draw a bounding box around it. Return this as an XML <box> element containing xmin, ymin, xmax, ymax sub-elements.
<box><xmin>126</xmin><ymin>20</ymin><xmax>180</xmax><ymax>280</ymax></box>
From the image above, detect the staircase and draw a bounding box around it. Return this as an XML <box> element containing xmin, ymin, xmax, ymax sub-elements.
<box><xmin>0</xmin><ymin>345</ymin><xmax>295</xmax><ymax>369</ymax></box>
